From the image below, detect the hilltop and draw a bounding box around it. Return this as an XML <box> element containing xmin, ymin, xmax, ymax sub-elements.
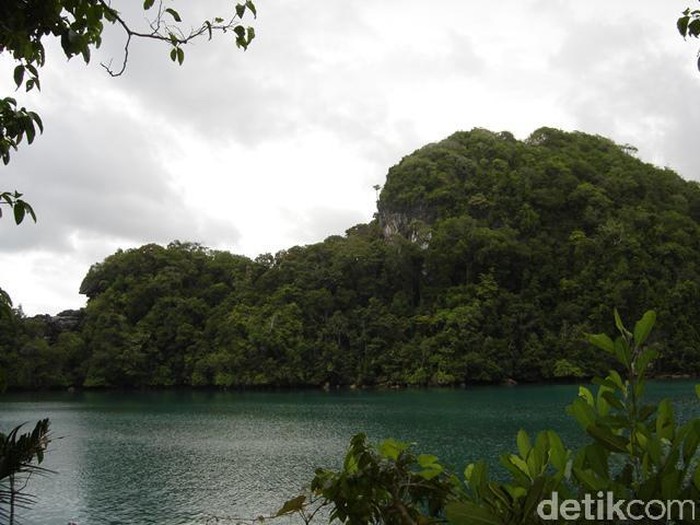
<box><xmin>2</xmin><ymin>127</ymin><xmax>699</xmax><ymax>389</ymax></box>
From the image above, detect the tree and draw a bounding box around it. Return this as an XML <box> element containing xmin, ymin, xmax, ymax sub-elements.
<box><xmin>0</xmin><ymin>419</ymin><xmax>52</xmax><ymax>525</ymax></box>
<box><xmin>0</xmin><ymin>0</ymin><xmax>257</xmax><ymax>223</ymax></box>
<box><xmin>0</xmin><ymin>291</ymin><xmax>54</xmax><ymax>525</ymax></box>
<box><xmin>678</xmin><ymin>3</ymin><xmax>700</xmax><ymax>70</ymax></box>
<box><xmin>274</xmin><ymin>310</ymin><xmax>700</xmax><ymax>525</ymax></box>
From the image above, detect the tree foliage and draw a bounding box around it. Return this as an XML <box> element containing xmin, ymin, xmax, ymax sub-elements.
<box><xmin>1</xmin><ymin>128</ymin><xmax>699</xmax><ymax>389</ymax></box>
<box><xmin>0</xmin><ymin>419</ymin><xmax>52</xmax><ymax>524</ymax></box>
<box><xmin>0</xmin><ymin>0</ymin><xmax>256</xmax><ymax>223</ymax></box>
<box><xmin>277</xmin><ymin>311</ymin><xmax>700</xmax><ymax>525</ymax></box>
<box><xmin>679</xmin><ymin>3</ymin><xmax>700</xmax><ymax>70</ymax></box>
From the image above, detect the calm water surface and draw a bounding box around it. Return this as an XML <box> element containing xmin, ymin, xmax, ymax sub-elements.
<box><xmin>0</xmin><ymin>382</ymin><xmax>696</xmax><ymax>525</ymax></box>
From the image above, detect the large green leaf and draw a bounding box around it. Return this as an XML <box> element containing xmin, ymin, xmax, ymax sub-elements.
<box><xmin>587</xmin><ymin>424</ymin><xmax>628</xmax><ymax>453</ymax></box>
<box><xmin>613</xmin><ymin>308</ymin><xmax>630</xmax><ymax>338</ymax></box>
<box><xmin>378</xmin><ymin>438</ymin><xmax>409</xmax><ymax>460</ymax></box>
<box><xmin>633</xmin><ymin>310</ymin><xmax>656</xmax><ymax>348</ymax></box>
<box><xmin>446</xmin><ymin>501</ymin><xmax>502</xmax><ymax>525</ymax></box>
<box><xmin>516</xmin><ymin>429</ymin><xmax>531</xmax><ymax>459</ymax></box>
<box><xmin>546</xmin><ymin>431</ymin><xmax>568</xmax><ymax>472</ymax></box>
<box><xmin>586</xmin><ymin>333</ymin><xmax>615</xmax><ymax>354</ymax></box>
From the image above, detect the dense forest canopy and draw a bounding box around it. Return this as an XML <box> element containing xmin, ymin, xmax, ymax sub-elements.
<box><xmin>1</xmin><ymin>127</ymin><xmax>699</xmax><ymax>390</ymax></box>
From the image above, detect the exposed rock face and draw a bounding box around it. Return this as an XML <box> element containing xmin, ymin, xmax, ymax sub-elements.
<box><xmin>377</xmin><ymin>206</ymin><xmax>434</xmax><ymax>248</ymax></box>
<box><xmin>27</xmin><ymin>309</ymin><xmax>84</xmax><ymax>342</ymax></box>
<box><xmin>52</xmin><ymin>309</ymin><xmax>83</xmax><ymax>331</ymax></box>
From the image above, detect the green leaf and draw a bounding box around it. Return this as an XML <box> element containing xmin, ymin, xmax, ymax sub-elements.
<box><xmin>516</xmin><ymin>429</ymin><xmax>531</xmax><ymax>459</ymax></box>
<box><xmin>578</xmin><ymin>386</ymin><xmax>594</xmax><ymax>406</ymax></box>
<box><xmin>682</xmin><ymin>421</ymin><xmax>700</xmax><ymax>464</ymax></box>
<box><xmin>13</xmin><ymin>201</ymin><xmax>24</xmax><ymax>224</ymax></box>
<box><xmin>246</xmin><ymin>0</ymin><xmax>257</xmax><ymax>17</ymax></box>
<box><xmin>165</xmin><ymin>8</ymin><xmax>181</xmax><ymax>22</ymax></box>
<box><xmin>236</xmin><ymin>4</ymin><xmax>246</xmax><ymax>18</ymax></box>
<box><xmin>689</xmin><ymin>18</ymin><xmax>700</xmax><ymax>37</ymax></box>
<box><xmin>573</xmin><ymin>467</ymin><xmax>606</xmax><ymax>491</ymax></box>
<box><xmin>695</xmin><ymin>384</ymin><xmax>700</xmax><ymax>399</ymax></box>
<box><xmin>600</xmin><ymin>390</ymin><xmax>624</xmax><ymax>411</ymax></box>
<box><xmin>608</xmin><ymin>370</ymin><xmax>624</xmax><ymax>390</ymax></box>
<box><xmin>81</xmin><ymin>44</ymin><xmax>91</xmax><ymax>64</ymax></box>
<box><xmin>507</xmin><ymin>453</ymin><xmax>530</xmax><ymax>476</ymax></box>
<box><xmin>614</xmin><ymin>308</ymin><xmax>626</xmax><ymax>334</ymax></box>
<box><xmin>25</xmin><ymin>121</ymin><xmax>35</xmax><ymax>144</ymax></box>
<box><xmin>587</xmin><ymin>332</ymin><xmax>615</xmax><ymax>354</ymax></box>
<box><xmin>583</xmin><ymin>443</ymin><xmax>609</xmax><ymax>478</ymax></box>
<box><xmin>170</xmin><ymin>47</ymin><xmax>177</xmax><ymax>62</ymax></box>
<box><xmin>567</xmin><ymin>397</ymin><xmax>596</xmax><ymax>429</ymax></box>
<box><xmin>656</xmin><ymin>399</ymin><xmax>674</xmax><ymax>441</ymax></box>
<box><xmin>30</xmin><ymin>112</ymin><xmax>43</xmax><ymax>133</ymax></box>
<box><xmin>417</xmin><ymin>453</ymin><xmax>439</xmax><ymax>468</ymax></box>
<box><xmin>678</xmin><ymin>15</ymin><xmax>690</xmax><ymax>36</ymax></box>
<box><xmin>233</xmin><ymin>25</ymin><xmax>245</xmax><ymax>39</ymax></box>
<box><xmin>613</xmin><ymin>337</ymin><xmax>631</xmax><ymax>368</ymax></box>
<box><xmin>633</xmin><ymin>310</ymin><xmax>656</xmax><ymax>348</ymax></box>
<box><xmin>522</xmin><ymin>475</ymin><xmax>547</xmax><ymax>519</ymax></box>
<box><xmin>635</xmin><ymin>348</ymin><xmax>658</xmax><ymax>376</ymax></box>
<box><xmin>417</xmin><ymin>464</ymin><xmax>444</xmax><ymax>480</ymax></box>
<box><xmin>23</xmin><ymin>201</ymin><xmax>36</xmax><ymax>222</ymax></box>
<box><xmin>464</xmin><ymin>460</ymin><xmax>488</xmax><ymax>491</ymax></box>
<box><xmin>104</xmin><ymin>6</ymin><xmax>118</xmax><ymax>22</ymax></box>
<box><xmin>587</xmin><ymin>424</ymin><xmax>628</xmax><ymax>453</ymax></box>
<box><xmin>14</xmin><ymin>65</ymin><xmax>25</xmax><ymax>88</ymax></box>
<box><xmin>177</xmin><ymin>47</ymin><xmax>184</xmax><ymax>65</ymax></box>
<box><xmin>143</xmin><ymin>0</ymin><xmax>155</xmax><ymax>10</ymax></box>
<box><xmin>378</xmin><ymin>438</ymin><xmax>409</xmax><ymax>460</ymax></box>
<box><xmin>547</xmin><ymin>430</ymin><xmax>567</xmax><ymax>471</ymax></box>
<box><xmin>446</xmin><ymin>501</ymin><xmax>501</xmax><ymax>525</ymax></box>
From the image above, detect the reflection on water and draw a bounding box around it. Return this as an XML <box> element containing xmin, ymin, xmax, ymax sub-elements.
<box><xmin>0</xmin><ymin>382</ymin><xmax>696</xmax><ymax>525</ymax></box>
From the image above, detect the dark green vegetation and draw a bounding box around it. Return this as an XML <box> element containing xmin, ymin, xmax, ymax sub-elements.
<box><xmin>1</xmin><ymin>128</ymin><xmax>700</xmax><ymax>389</ymax></box>
<box><xmin>679</xmin><ymin>2</ymin><xmax>700</xmax><ymax>70</ymax></box>
<box><xmin>281</xmin><ymin>312</ymin><xmax>700</xmax><ymax>525</ymax></box>
<box><xmin>0</xmin><ymin>419</ymin><xmax>51</xmax><ymax>524</ymax></box>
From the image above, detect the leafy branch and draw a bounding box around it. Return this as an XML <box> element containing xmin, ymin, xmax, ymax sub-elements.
<box><xmin>0</xmin><ymin>0</ymin><xmax>257</xmax><ymax>223</ymax></box>
<box><xmin>0</xmin><ymin>419</ymin><xmax>53</xmax><ymax>525</ymax></box>
<box><xmin>95</xmin><ymin>0</ymin><xmax>257</xmax><ymax>77</ymax></box>
<box><xmin>678</xmin><ymin>4</ymin><xmax>700</xmax><ymax>69</ymax></box>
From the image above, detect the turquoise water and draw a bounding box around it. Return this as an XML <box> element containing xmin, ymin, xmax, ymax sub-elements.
<box><xmin>0</xmin><ymin>382</ymin><xmax>696</xmax><ymax>524</ymax></box>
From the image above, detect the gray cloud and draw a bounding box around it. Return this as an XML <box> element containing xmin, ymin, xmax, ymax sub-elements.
<box><xmin>549</xmin><ymin>11</ymin><xmax>700</xmax><ymax>181</ymax></box>
<box><xmin>0</xmin><ymin>96</ymin><xmax>240</xmax><ymax>253</ymax></box>
<box><xmin>280</xmin><ymin>206</ymin><xmax>371</xmax><ymax>248</ymax></box>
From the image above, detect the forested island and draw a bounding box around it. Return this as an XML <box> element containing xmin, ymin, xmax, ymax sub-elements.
<box><xmin>2</xmin><ymin>127</ymin><xmax>699</xmax><ymax>390</ymax></box>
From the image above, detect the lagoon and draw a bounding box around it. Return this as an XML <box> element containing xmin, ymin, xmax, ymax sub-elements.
<box><xmin>1</xmin><ymin>382</ymin><xmax>697</xmax><ymax>525</ymax></box>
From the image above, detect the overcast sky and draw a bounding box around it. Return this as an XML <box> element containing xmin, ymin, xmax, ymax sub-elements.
<box><xmin>1</xmin><ymin>0</ymin><xmax>699</xmax><ymax>315</ymax></box>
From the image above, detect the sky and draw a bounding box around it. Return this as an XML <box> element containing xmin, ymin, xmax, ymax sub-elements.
<box><xmin>1</xmin><ymin>0</ymin><xmax>699</xmax><ymax>315</ymax></box>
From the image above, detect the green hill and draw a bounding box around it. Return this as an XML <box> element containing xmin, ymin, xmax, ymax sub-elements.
<box><xmin>2</xmin><ymin>127</ymin><xmax>699</xmax><ymax>390</ymax></box>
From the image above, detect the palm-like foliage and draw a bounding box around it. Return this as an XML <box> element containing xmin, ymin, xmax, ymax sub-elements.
<box><xmin>0</xmin><ymin>418</ymin><xmax>52</xmax><ymax>524</ymax></box>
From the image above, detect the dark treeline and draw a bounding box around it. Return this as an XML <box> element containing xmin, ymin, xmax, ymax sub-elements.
<box><xmin>2</xmin><ymin>127</ymin><xmax>699</xmax><ymax>390</ymax></box>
